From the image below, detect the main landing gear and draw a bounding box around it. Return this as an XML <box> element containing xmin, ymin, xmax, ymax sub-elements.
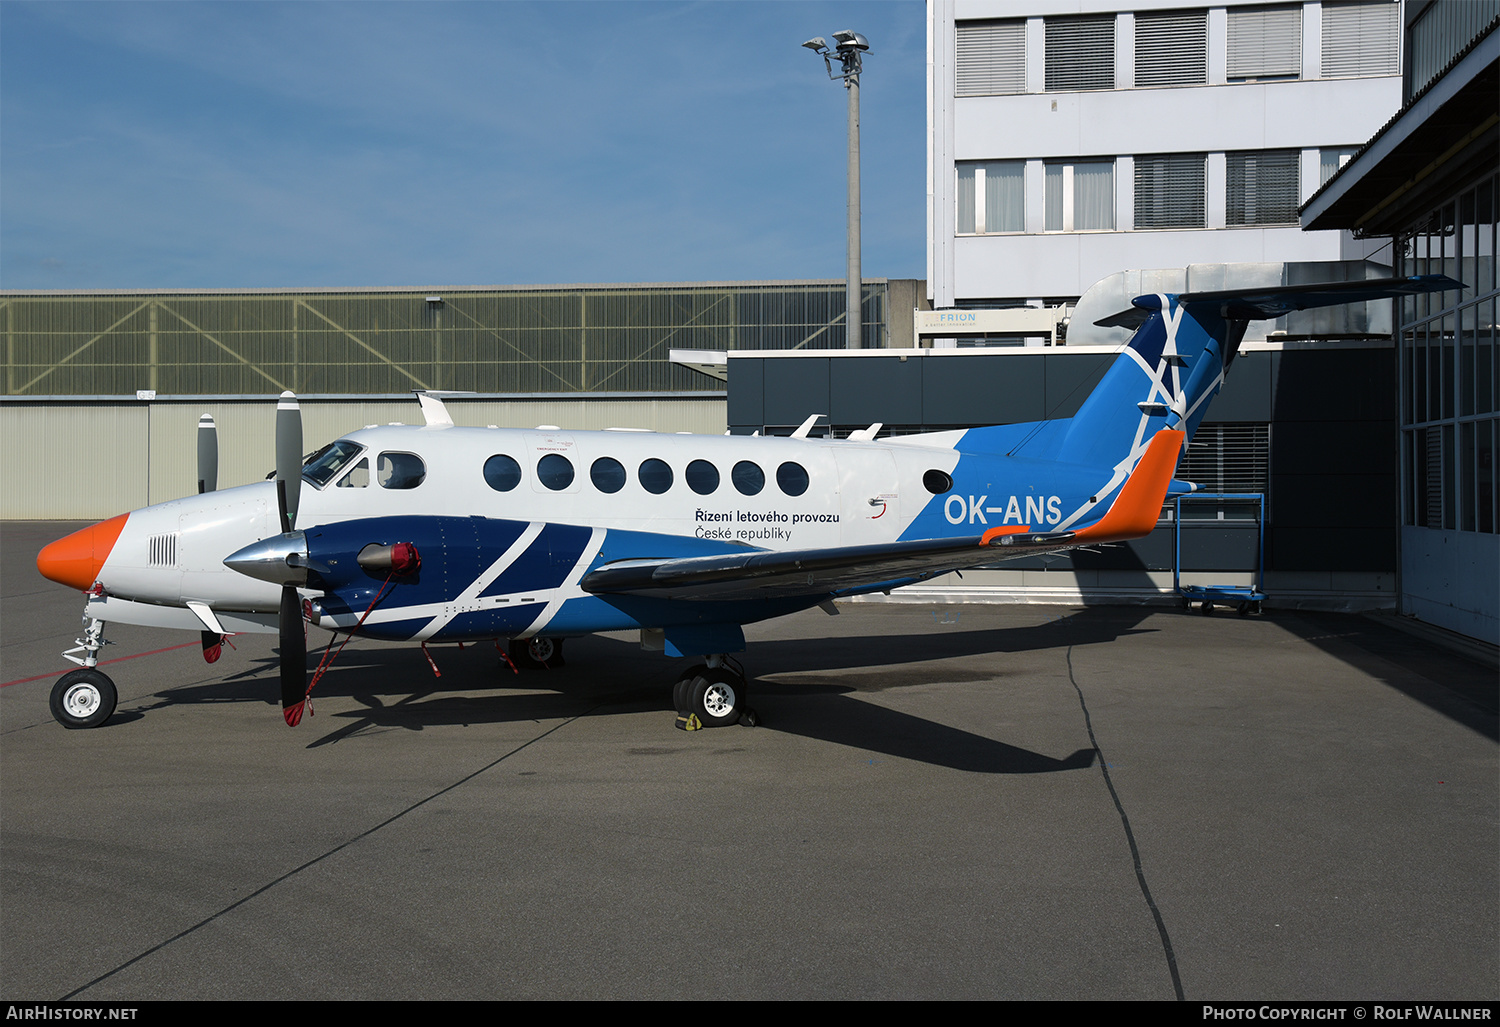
<box><xmin>508</xmin><ymin>636</ymin><xmax>565</xmax><ymax>669</ymax></box>
<box><xmin>50</xmin><ymin>617</ymin><xmax>117</xmax><ymax>729</ymax></box>
<box><xmin>673</xmin><ymin>656</ymin><xmax>757</xmax><ymax>729</ymax></box>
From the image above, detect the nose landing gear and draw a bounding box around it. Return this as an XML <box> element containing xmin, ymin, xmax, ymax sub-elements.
<box><xmin>51</xmin><ymin>616</ymin><xmax>117</xmax><ymax>729</ymax></box>
<box><xmin>50</xmin><ymin>669</ymin><xmax>117</xmax><ymax>729</ymax></box>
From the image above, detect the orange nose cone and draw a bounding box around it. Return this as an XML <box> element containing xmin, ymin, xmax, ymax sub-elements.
<box><xmin>37</xmin><ymin>514</ymin><xmax>129</xmax><ymax>591</ymax></box>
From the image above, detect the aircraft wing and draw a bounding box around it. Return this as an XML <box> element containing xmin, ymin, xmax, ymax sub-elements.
<box><xmin>583</xmin><ymin>427</ymin><xmax>1185</xmax><ymax>602</ymax></box>
<box><xmin>580</xmin><ymin>527</ymin><xmax>1078</xmax><ymax>601</ymax></box>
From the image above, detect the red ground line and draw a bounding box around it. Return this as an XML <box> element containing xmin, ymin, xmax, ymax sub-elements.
<box><xmin>2</xmin><ymin>638</ymin><xmax>214</xmax><ymax>688</ymax></box>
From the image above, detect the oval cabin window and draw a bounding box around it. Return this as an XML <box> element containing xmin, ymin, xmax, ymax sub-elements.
<box><xmin>639</xmin><ymin>458</ymin><xmax>673</xmax><ymax>495</ymax></box>
<box><xmin>591</xmin><ymin>457</ymin><xmax>626</xmax><ymax>494</ymax></box>
<box><xmin>537</xmin><ymin>453</ymin><xmax>575</xmax><ymax>491</ymax></box>
<box><xmin>732</xmin><ymin>460</ymin><xmax>765</xmax><ymax>496</ymax></box>
<box><xmin>686</xmin><ymin>459</ymin><xmax>719</xmax><ymax>496</ymax></box>
<box><xmin>776</xmin><ymin>461</ymin><xmax>809</xmax><ymax>497</ymax></box>
<box><xmin>484</xmin><ymin>454</ymin><xmax>522</xmax><ymax>492</ymax></box>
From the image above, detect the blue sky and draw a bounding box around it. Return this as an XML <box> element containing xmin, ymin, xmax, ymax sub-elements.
<box><xmin>1</xmin><ymin>1</ymin><xmax>927</xmax><ymax>290</ymax></box>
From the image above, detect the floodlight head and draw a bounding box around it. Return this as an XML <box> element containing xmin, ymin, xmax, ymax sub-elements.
<box><xmin>802</xmin><ymin>37</ymin><xmax>828</xmax><ymax>52</ymax></box>
<box><xmin>831</xmin><ymin>30</ymin><xmax>869</xmax><ymax>51</ymax></box>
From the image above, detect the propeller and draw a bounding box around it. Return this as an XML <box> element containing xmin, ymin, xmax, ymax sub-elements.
<box><xmin>197</xmin><ymin>414</ymin><xmax>217</xmax><ymax>494</ymax></box>
<box><xmin>275</xmin><ymin>391</ymin><xmax>307</xmax><ymax>725</ymax></box>
<box><xmin>275</xmin><ymin>391</ymin><xmax>302</xmax><ymax>532</ymax></box>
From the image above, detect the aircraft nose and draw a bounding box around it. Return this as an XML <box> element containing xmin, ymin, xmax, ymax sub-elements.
<box><xmin>36</xmin><ymin>513</ymin><xmax>129</xmax><ymax>591</ymax></box>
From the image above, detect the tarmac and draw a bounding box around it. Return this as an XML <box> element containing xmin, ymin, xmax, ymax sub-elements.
<box><xmin>2</xmin><ymin>520</ymin><xmax>1496</xmax><ymax>1001</ymax></box>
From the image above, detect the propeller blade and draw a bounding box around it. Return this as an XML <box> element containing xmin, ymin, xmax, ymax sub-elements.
<box><xmin>279</xmin><ymin>585</ymin><xmax>307</xmax><ymax>726</ymax></box>
<box><xmin>275</xmin><ymin>391</ymin><xmax>302</xmax><ymax>531</ymax></box>
<box><xmin>197</xmin><ymin>414</ymin><xmax>217</xmax><ymax>494</ymax></box>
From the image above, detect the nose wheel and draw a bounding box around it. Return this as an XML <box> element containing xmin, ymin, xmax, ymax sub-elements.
<box><xmin>50</xmin><ymin>669</ymin><xmax>118</xmax><ymax>729</ymax></box>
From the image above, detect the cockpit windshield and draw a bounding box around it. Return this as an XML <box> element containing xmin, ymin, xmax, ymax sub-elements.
<box><xmin>302</xmin><ymin>440</ymin><xmax>365</xmax><ymax>489</ymax></box>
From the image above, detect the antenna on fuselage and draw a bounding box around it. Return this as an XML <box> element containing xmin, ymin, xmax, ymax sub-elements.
<box><xmin>413</xmin><ymin>389</ymin><xmax>474</xmax><ymax>428</ymax></box>
<box><xmin>790</xmin><ymin>413</ymin><xmax>826</xmax><ymax>439</ymax></box>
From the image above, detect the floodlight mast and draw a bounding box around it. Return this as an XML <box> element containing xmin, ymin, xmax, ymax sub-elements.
<box><xmin>803</xmin><ymin>31</ymin><xmax>870</xmax><ymax>349</ymax></box>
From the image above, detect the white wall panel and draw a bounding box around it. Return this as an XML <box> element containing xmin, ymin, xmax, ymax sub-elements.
<box><xmin>954</xmin><ymin>225</ymin><xmax>1343</xmax><ymax>298</ymax></box>
<box><xmin>955</xmin><ymin>76</ymin><xmax>1400</xmax><ymax>160</ymax></box>
<box><xmin>5</xmin><ymin>398</ymin><xmax>725</xmax><ymax>519</ymax></box>
<box><xmin>0</xmin><ymin>405</ymin><xmax>149</xmax><ymax>518</ymax></box>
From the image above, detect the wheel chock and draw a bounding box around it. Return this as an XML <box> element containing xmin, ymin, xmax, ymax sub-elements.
<box><xmin>675</xmin><ymin>713</ymin><xmax>703</xmax><ymax>731</ymax></box>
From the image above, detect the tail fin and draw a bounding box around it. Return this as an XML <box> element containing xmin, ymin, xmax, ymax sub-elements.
<box><xmin>1038</xmin><ymin>274</ymin><xmax>1458</xmax><ymax>470</ymax></box>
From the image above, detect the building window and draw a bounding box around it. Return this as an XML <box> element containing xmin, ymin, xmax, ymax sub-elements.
<box><xmin>1321</xmin><ymin>1</ymin><xmax>1399</xmax><ymax>79</ymax></box>
<box><xmin>1135</xmin><ymin>9</ymin><xmax>1207</xmax><ymax>87</ymax></box>
<box><xmin>1320</xmin><ymin>147</ymin><xmax>1359</xmax><ymax>186</ymax></box>
<box><xmin>956</xmin><ymin>20</ymin><xmax>1025</xmax><ymax>96</ymax></box>
<box><xmin>1227</xmin><ymin>5</ymin><xmax>1302</xmax><ymax>81</ymax></box>
<box><xmin>1045</xmin><ymin>161</ymin><xmax>1115</xmax><ymax>231</ymax></box>
<box><xmin>1179</xmin><ymin>424</ymin><xmax>1271</xmax><ymax>494</ymax></box>
<box><xmin>1045</xmin><ymin>15</ymin><xmax>1115</xmax><ymax>92</ymax></box>
<box><xmin>957</xmin><ymin>161</ymin><xmax>1024</xmax><ymax>234</ymax></box>
<box><xmin>1406</xmin><ymin>0</ymin><xmax>1500</xmax><ymax>99</ymax></box>
<box><xmin>1134</xmin><ymin>153</ymin><xmax>1206</xmax><ymax>229</ymax></box>
<box><xmin>1227</xmin><ymin>150</ymin><xmax>1301</xmax><ymax>226</ymax></box>
<box><xmin>1398</xmin><ymin>173</ymin><xmax>1500</xmax><ymax>536</ymax></box>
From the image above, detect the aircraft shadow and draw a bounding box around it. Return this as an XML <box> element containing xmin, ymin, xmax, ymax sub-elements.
<box><xmin>1271</xmin><ymin>610</ymin><xmax>1499</xmax><ymax>741</ymax></box>
<box><xmin>141</xmin><ymin>607</ymin><xmax>1142</xmax><ymax>772</ymax></box>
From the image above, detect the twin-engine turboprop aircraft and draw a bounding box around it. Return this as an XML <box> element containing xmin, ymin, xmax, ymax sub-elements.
<box><xmin>35</xmin><ymin>276</ymin><xmax>1455</xmax><ymax>731</ymax></box>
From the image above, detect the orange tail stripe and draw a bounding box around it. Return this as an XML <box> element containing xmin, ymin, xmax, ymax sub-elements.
<box><xmin>1072</xmin><ymin>429</ymin><xmax>1185</xmax><ymax>543</ymax></box>
<box><xmin>36</xmin><ymin>514</ymin><xmax>129</xmax><ymax>591</ymax></box>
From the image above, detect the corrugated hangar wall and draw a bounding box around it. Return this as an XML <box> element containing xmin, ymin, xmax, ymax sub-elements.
<box><xmin>0</xmin><ymin>396</ymin><xmax>726</xmax><ymax>519</ymax></box>
<box><xmin>0</xmin><ymin>280</ymin><xmax>907</xmax><ymax>518</ymax></box>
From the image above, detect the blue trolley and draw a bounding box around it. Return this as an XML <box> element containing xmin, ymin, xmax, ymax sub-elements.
<box><xmin>1173</xmin><ymin>492</ymin><xmax>1267</xmax><ymax>616</ymax></box>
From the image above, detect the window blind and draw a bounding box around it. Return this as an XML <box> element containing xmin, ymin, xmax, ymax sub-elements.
<box><xmin>1227</xmin><ymin>5</ymin><xmax>1302</xmax><ymax>80</ymax></box>
<box><xmin>1045</xmin><ymin>15</ymin><xmax>1115</xmax><ymax>92</ymax></box>
<box><xmin>1322</xmin><ymin>1</ymin><xmax>1399</xmax><ymax>79</ymax></box>
<box><xmin>1227</xmin><ymin>150</ymin><xmax>1301</xmax><ymax>226</ymax></box>
<box><xmin>956</xmin><ymin>21</ymin><xmax>1026</xmax><ymax>96</ymax></box>
<box><xmin>1135</xmin><ymin>9</ymin><xmax>1207</xmax><ymax>87</ymax></box>
<box><xmin>1135</xmin><ymin>154</ymin><xmax>1206</xmax><ymax>229</ymax></box>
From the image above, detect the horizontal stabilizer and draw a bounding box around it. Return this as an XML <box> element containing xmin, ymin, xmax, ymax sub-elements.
<box><xmin>1096</xmin><ymin>274</ymin><xmax>1461</xmax><ymax>327</ymax></box>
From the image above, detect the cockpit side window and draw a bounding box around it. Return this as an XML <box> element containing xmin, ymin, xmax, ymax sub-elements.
<box><xmin>335</xmin><ymin>458</ymin><xmax>369</xmax><ymax>488</ymax></box>
<box><xmin>302</xmin><ymin>440</ymin><xmax>365</xmax><ymax>489</ymax></box>
<box><xmin>377</xmin><ymin>452</ymin><xmax>427</xmax><ymax>490</ymax></box>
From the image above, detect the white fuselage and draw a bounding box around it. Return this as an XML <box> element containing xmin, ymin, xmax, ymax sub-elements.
<box><xmin>94</xmin><ymin>424</ymin><xmax>963</xmax><ymax>616</ymax></box>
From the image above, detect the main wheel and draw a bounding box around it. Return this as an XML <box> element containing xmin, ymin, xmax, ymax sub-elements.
<box><xmin>672</xmin><ymin>663</ymin><xmax>707</xmax><ymax>713</ymax></box>
<box><xmin>50</xmin><ymin>669</ymin><xmax>117</xmax><ymax>729</ymax></box>
<box><xmin>510</xmin><ymin>637</ymin><xmax>565</xmax><ymax>669</ymax></box>
<box><xmin>688</xmin><ymin>669</ymin><xmax>745</xmax><ymax>728</ymax></box>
